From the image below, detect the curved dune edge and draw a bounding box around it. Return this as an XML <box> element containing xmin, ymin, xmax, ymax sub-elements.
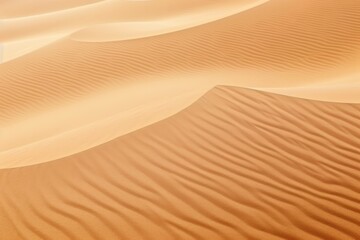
<box><xmin>70</xmin><ymin>0</ymin><xmax>269</xmax><ymax>42</ymax></box>
<box><xmin>2</xmin><ymin>80</ymin><xmax>360</xmax><ymax>169</ymax></box>
<box><xmin>0</xmin><ymin>81</ymin><xmax>210</xmax><ymax>168</ymax></box>
<box><xmin>0</xmin><ymin>0</ymin><xmax>264</xmax><ymax>43</ymax></box>
<box><xmin>0</xmin><ymin>0</ymin><xmax>116</xmax><ymax>43</ymax></box>
<box><xmin>0</xmin><ymin>0</ymin><xmax>268</xmax><ymax>63</ymax></box>
<box><xmin>260</xmin><ymin>83</ymin><xmax>360</xmax><ymax>103</ymax></box>
<box><xmin>1</xmin><ymin>0</ymin><xmax>359</xmax><ymax>121</ymax></box>
<box><xmin>1</xmin><ymin>35</ymin><xmax>63</xmax><ymax>64</ymax></box>
<box><xmin>0</xmin><ymin>86</ymin><xmax>359</xmax><ymax>240</ymax></box>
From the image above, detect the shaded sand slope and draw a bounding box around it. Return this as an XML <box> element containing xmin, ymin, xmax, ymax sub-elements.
<box><xmin>1</xmin><ymin>0</ymin><xmax>360</xmax><ymax>165</ymax></box>
<box><xmin>1</xmin><ymin>86</ymin><xmax>359</xmax><ymax>240</ymax></box>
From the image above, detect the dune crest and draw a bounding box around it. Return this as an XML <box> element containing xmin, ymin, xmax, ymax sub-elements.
<box><xmin>1</xmin><ymin>35</ymin><xmax>63</xmax><ymax>64</ymax></box>
<box><xmin>1</xmin><ymin>86</ymin><xmax>359</xmax><ymax>240</ymax></box>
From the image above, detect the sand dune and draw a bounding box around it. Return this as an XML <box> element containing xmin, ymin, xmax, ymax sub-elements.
<box><xmin>1</xmin><ymin>86</ymin><xmax>359</xmax><ymax>240</ymax></box>
<box><xmin>1</xmin><ymin>0</ymin><xmax>360</xmax><ymax>168</ymax></box>
<box><xmin>1</xmin><ymin>1</ymin><xmax>360</xmax><ymax>239</ymax></box>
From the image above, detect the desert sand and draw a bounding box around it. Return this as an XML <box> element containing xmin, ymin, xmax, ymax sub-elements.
<box><xmin>0</xmin><ymin>0</ymin><xmax>359</xmax><ymax>239</ymax></box>
<box><xmin>1</xmin><ymin>86</ymin><xmax>360</xmax><ymax>240</ymax></box>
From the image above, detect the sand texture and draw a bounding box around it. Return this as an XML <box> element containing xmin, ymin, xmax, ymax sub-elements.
<box><xmin>1</xmin><ymin>86</ymin><xmax>360</xmax><ymax>239</ymax></box>
<box><xmin>0</xmin><ymin>0</ymin><xmax>360</xmax><ymax>239</ymax></box>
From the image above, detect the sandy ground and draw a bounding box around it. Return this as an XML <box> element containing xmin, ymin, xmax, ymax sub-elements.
<box><xmin>0</xmin><ymin>0</ymin><xmax>359</xmax><ymax>239</ymax></box>
<box><xmin>1</xmin><ymin>86</ymin><xmax>360</xmax><ymax>240</ymax></box>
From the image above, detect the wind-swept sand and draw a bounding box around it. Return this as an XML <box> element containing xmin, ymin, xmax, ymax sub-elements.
<box><xmin>1</xmin><ymin>0</ymin><xmax>360</xmax><ymax>167</ymax></box>
<box><xmin>1</xmin><ymin>86</ymin><xmax>360</xmax><ymax>240</ymax></box>
<box><xmin>1</xmin><ymin>0</ymin><xmax>360</xmax><ymax>239</ymax></box>
<box><xmin>0</xmin><ymin>0</ymin><xmax>266</xmax><ymax>55</ymax></box>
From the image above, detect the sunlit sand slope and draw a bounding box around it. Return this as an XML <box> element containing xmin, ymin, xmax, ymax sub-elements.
<box><xmin>0</xmin><ymin>0</ymin><xmax>104</xmax><ymax>18</ymax></box>
<box><xmin>1</xmin><ymin>0</ymin><xmax>359</xmax><ymax>123</ymax></box>
<box><xmin>1</xmin><ymin>0</ymin><xmax>359</xmax><ymax>166</ymax></box>
<box><xmin>0</xmin><ymin>0</ymin><xmax>360</xmax><ymax>121</ymax></box>
<box><xmin>0</xmin><ymin>0</ymin><xmax>262</xmax><ymax>43</ymax></box>
<box><xmin>1</xmin><ymin>86</ymin><xmax>359</xmax><ymax>240</ymax></box>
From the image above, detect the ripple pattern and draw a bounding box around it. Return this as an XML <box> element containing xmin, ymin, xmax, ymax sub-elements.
<box><xmin>0</xmin><ymin>86</ymin><xmax>359</xmax><ymax>240</ymax></box>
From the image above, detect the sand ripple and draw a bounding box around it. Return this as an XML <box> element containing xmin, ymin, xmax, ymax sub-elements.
<box><xmin>1</xmin><ymin>87</ymin><xmax>359</xmax><ymax>239</ymax></box>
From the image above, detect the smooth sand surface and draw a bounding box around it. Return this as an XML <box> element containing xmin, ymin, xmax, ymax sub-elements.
<box><xmin>1</xmin><ymin>35</ymin><xmax>63</xmax><ymax>63</ymax></box>
<box><xmin>71</xmin><ymin>0</ymin><xmax>269</xmax><ymax>42</ymax></box>
<box><xmin>0</xmin><ymin>0</ymin><xmax>360</xmax><ymax>239</ymax></box>
<box><xmin>1</xmin><ymin>86</ymin><xmax>360</xmax><ymax>240</ymax></box>
<box><xmin>0</xmin><ymin>0</ymin><xmax>104</xmax><ymax>18</ymax></box>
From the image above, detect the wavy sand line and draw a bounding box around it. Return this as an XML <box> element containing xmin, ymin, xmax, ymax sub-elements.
<box><xmin>0</xmin><ymin>84</ymin><xmax>210</xmax><ymax>168</ymax></box>
<box><xmin>0</xmin><ymin>35</ymin><xmax>64</xmax><ymax>64</ymax></box>
<box><xmin>0</xmin><ymin>0</ymin><xmax>261</xmax><ymax>44</ymax></box>
<box><xmin>0</xmin><ymin>0</ymin><xmax>266</xmax><ymax>63</ymax></box>
<box><xmin>1</xmin><ymin>86</ymin><xmax>359</xmax><ymax>240</ymax></box>
<box><xmin>260</xmin><ymin>81</ymin><xmax>360</xmax><ymax>103</ymax></box>
<box><xmin>71</xmin><ymin>0</ymin><xmax>269</xmax><ymax>42</ymax></box>
<box><xmin>1</xmin><ymin>0</ymin><xmax>359</xmax><ymax>122</ymax></box>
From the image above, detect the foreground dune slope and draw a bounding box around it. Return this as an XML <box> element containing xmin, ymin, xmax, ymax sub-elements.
<box><xmin>1</xmin><ymin>86</ymin><xmax>359</xmax><ymax>240</ymax></box>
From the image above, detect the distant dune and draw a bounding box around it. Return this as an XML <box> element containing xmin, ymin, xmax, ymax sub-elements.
<box><xmin>1</xmin><ymin>86</ymin><xmax>359</xmax><ymax>240</ymax></box>
<box><xmin>0</xmin><ymin>0</ymin><xmax>359</xmax><ymax>239</ymax></box>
